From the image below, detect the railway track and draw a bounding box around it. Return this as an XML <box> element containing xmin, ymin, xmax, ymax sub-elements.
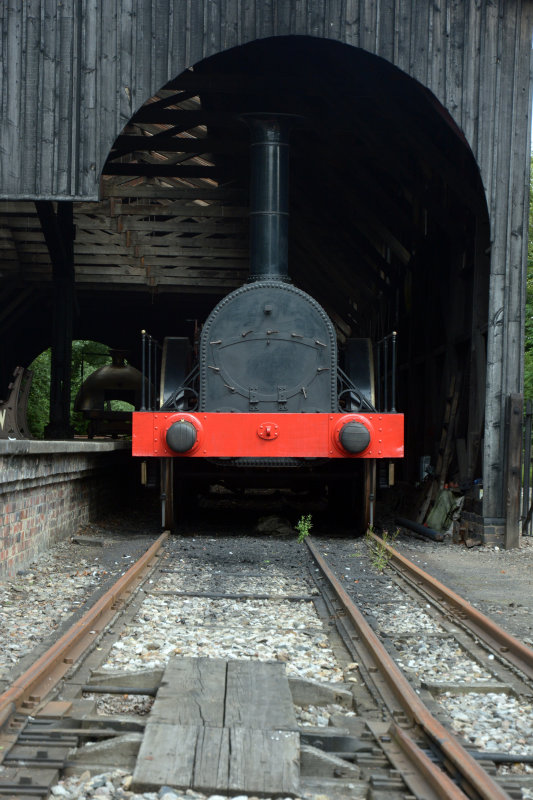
<box><xmin>366</xmin><ymin>531</ymin><xmax>533</xmax><ymax>682</ymax></box>
<box><xmin>0</xmin><ymin>528</ymin><xmax>531</xmax><ymax>800</ymax></box>
<box><xmin>307</xmin><ymin>536</ymin><xmax>533</xmax><ymax>799</ymax></box>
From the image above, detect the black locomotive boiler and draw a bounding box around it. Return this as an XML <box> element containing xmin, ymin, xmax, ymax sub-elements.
<box><xmin>132</xmin><ymin>115</ymin><xmax>403</xmax><ymax>530</ymax></box>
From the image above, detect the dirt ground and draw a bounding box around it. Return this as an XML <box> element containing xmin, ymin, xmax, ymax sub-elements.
<box><xmin>392</xmin><ymin>532</ymin><xmax>533</xmax><ymax>645</ymax></box>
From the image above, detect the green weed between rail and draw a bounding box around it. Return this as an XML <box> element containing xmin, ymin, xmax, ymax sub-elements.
<box><xmin>365</xmin><ymin>527</ymin><xmax>399</xmax><ymax>572</ymax></box>
<box><xmin>295</xmin><ymin>514</ymin><xmax>313</xmax><ymax>543</ymax></box>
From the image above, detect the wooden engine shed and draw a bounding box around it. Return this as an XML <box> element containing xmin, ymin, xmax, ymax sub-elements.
<box><xmin>0</xmin><ymin>1</ymin><xmax>532</xmax><ymax>543</ymax></box>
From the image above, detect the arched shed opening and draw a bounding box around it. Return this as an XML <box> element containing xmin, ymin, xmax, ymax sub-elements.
<box><xmin>95</xmin><ymin>36</ymin><xmax>490</xmax><ymax>487</ymax></box>
<box><xmin>0</xmin><ymin>36</ymin><xmax>491</xmax><ymax>491</ymax></box>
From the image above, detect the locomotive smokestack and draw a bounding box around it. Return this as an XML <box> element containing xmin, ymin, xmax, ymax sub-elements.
<box><xmin>244</xmin><ymin>115</ymin><xmax>293</xmax><ymax>282</ymax></box>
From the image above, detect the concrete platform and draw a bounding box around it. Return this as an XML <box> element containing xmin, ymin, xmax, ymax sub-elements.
<box><xmin>0</xmin><ymin>439</ymin><xmax>130</xmax><ymax>455</ymax></box>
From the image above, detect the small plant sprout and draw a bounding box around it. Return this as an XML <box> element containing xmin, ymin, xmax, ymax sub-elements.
<box><xmin>365</xmin><ymin>527</ymin><xmax>399</xmax><ymax>573</ymax></box>
<box><xmin>295</xmin><ymin>514</ymin><xmax>313</xmax><ymax>543</ymax></box>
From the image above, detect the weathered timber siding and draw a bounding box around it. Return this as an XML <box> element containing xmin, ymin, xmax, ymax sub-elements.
<box><xmin>1</xmin><ymin>1</ymin><xmax>531</xmax><ymax>204</ymax></box>
<box><xmin>1</xmin><ymin>1</ymin><xmax>532</xmax><ymax>522</ymax></box>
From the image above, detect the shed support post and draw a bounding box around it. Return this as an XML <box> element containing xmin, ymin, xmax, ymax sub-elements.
<box><xmin>504</xmin><ymin>393</ymin><xmax>523</xmax><ymax>549</ymax></box>
<box><xmin>35</xmin><ymin>201</ymin><xmax>76</xmax><ymax>439</ymax></box>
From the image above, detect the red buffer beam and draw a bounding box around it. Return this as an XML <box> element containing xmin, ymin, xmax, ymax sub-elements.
<box><xmin>132</xmin><ymin>412</ymin><xmax>404</xmax><ymax>459</ymax></box>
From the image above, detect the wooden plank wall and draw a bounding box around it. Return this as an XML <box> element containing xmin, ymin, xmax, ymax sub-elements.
<box><xmin>1</xmin><ymin>2</ymin><xmax>531</xmax><ymax>205</ymax></box>
<box><xmin>1</xmin><ymin>0</ymin><xmax>532</xmax><ymax>520</ymax></box>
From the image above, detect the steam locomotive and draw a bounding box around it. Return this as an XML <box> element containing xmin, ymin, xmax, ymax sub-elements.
<box><xmin>132</xmin><ymin>115</ymin><xmax>403</xmax><ymax>530</ymax></box>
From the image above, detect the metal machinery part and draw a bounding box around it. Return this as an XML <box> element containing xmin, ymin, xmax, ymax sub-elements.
<box><xmin>75</xmin><ymin>350</ymin><xmax>145</xmax><ymax>438</ymax></box>
<box><xmin>166</xmin><ymin>420</ymin><xmax>197</xmax><ymax>452</ymax></box>
<box><xmin>342</xmin><ymin>338</ymin><xmax>375</xmax><ymax>409</ymax></box>
<box><xmin>159</xmin><ymin>338</ymin><xmax>192</xmax><ymax>408</ymax></box>
<box><xmin>0</xmin><ymin>366</ymin><xmax>33</xmax><ymax>440</ymax></box>
<box><xmin>339</xmin><ymin>420</ymin><xmax>371</xmax><ymax>453</ymax></box>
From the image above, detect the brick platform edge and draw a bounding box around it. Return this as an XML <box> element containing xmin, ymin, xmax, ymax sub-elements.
<box><xmin>0</xmin><ymin>441</ymin><xmax>132</xmax><ymax>577</ymax></box>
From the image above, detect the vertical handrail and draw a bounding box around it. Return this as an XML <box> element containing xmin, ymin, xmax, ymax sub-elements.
<box><xmin>390</xmin><ymin>331</ymin><xmax>397</xmax><ymax>413</ymax></box>
<box><xmin>154</xmin><ymin>338</ymin><xmax>160</xmax><ymax>410</ymax></box>
<box><xmin>148</xmin><ymin>336</ymin><xmax>152</xmax><ymax>410</ymax></box>
<box><xmin>376</xmin><ymin>331</ymin><xmax>398</xmax><ymax>414</ymax></box>
<box><xmin>140</xmin><ymin>330</ymin><xmax>146</xmax><ymax>411</ymax></box>
<box><xmin>140</xmin><ymin>331</ymin><xmax>162</xmax><ymax>413</ymax></box>
<box><xmin>383</xmin><ymin>337</ymin><xmax>388</xmax><ymax>412</ymax></box>
<box><xmin>376</xmin><ymin>345</ymin><xmax>381</xmax><ymax>412</ymax></box>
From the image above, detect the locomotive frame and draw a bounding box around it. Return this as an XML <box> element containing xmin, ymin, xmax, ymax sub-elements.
<box><xmin>132</xmin><ymin>114</ymin><xmax>404</xmax><ymax>531</ymax></box>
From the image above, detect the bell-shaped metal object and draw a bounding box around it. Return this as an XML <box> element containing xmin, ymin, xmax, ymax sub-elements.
<box><xmin>75</xmin><ymin>350</ymin><xmax>144</xmax><ymax>411</ymax></box>
<box><xmin>75</xmin><ymin>349</ymin><xmax>147</xmax><ymax>438</ymax></box>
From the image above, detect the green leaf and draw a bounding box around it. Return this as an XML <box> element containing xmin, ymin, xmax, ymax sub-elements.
<box><xmin>27</xmin><ymin>340</ymin><xmax>112</xmax><ymax>438</ymax></box>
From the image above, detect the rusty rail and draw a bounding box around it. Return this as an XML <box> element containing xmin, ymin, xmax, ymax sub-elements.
<box><xmin>0</xmin><ymin>531</ymin><xmax>169</xmax><ymax>730</ymax></box>
<box><xmin>368</xmin><ymin>531</ymin><xmax>533</xmax><ymax>681</ymax></box>
<box><xmin>389</xmin><ymin>722</ymin><xmax>468</xmax><ymax>800</ymax></box>
<box><xmin>306</xmin><ymin>537</ymin><xmax>510</xmax><ymax>800</ymax></box>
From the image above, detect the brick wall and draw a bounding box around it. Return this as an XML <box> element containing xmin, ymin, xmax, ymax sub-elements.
<box><xmin>0</xmin><ymin>442</ymin><xmax>133</xmax><ymax>577</ymax></box>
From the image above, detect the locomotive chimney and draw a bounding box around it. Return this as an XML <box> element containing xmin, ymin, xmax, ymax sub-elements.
<box><xmin>244</xmin><ymin>115</ymin><xmax>294</xmax><ymax>282</ymax></box>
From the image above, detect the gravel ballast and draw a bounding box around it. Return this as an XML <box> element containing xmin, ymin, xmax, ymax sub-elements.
<box><xmin>3</xmin><ymin>505</ymin><xmax>533</xmax><ymax>798</ymax></box>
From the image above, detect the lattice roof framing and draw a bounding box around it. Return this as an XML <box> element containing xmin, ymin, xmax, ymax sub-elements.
<box><xmin>1</xmin><ymin>88</ymin><xmax>246</xmax><ymax>294</ymax></box>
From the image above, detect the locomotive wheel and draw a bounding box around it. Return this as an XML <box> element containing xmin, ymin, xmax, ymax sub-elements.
<box><xmin>172</xmin><ymin>468</ymin><xmax>197</xmax><ymax>527</ymax></box>
<box><xmin>160</xmin><ymin>460</ymin><xmax>196</xmax><ymax>530</ymax></box>
<box><xmin>328</xmin><ymin>461</ymin><xmax>374</xmax><ymax>535</ymax></box>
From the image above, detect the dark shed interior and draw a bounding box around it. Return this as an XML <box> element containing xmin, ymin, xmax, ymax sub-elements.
<box><xmin>0</xmin><ymin>37</ymin><xmax>490</xmax><ymax>488</ymax></box>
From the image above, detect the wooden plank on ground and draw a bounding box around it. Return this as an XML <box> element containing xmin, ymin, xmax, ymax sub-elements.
<box><xmin>151</xmin><ymin>657</ymin><xmax>226</xmax><ymax>725</ymax></box>
<box><xmin>132</xmin><ymin>723</ymin><xmax>199</xmax><ymax>791</ymax></box>
<box><xmin>133</xmin><ymin>724</ymin><xmax>298</xmax><ymax>795</ymax></box>
<box><xmin>132</xmin><ymin>658</ymin><xmax>300</xmax><ymax>796</ymax></box>
<box><xmin>228</xmin><ymin>727</ymin><xmax>299</xmax><ymax>796</ymax></box>
<box><xmin>193</xmin><ymin>727</ymin><xmax>231</xmax><ymax>793</ymax></box>
<box><xmin>225</xmin><ymin>660</ymin><xmax>298</xmax><ymax>731</ymax></box>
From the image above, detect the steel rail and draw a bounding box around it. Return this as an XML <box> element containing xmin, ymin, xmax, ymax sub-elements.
<box><xmin>306</xmin><ymin>537</ymin><xmax>510</xmax><ymax>800</ymax></box>
<box><xmin>389</xmin><ymin>722</ymin><xmax>468</xmax><ymax>800</ymax></box>
<box><xmin>0</xmin><ymin>531</ymin><xmax>169</xmax><ymax>731</ymax></box>
<box><xmin>369</xmin><ymin>531</ymin><xmax>533</xmax><ymax>681</ymax></box>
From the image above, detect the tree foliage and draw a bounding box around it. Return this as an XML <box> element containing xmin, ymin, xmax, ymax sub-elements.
<box><xmin>526</xmin><ymin>157</ymin><xmax>533</xmax><ymax>399</ymax></box>
<box><xmin>27</xmin><ymin>340</ymin><xmax>110</xmax><ymax>438</ymax></box>
<box><xmin>26</xmin><ymin>349</ymin><xmax>52</xmax><ymax>439</ymax></box>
